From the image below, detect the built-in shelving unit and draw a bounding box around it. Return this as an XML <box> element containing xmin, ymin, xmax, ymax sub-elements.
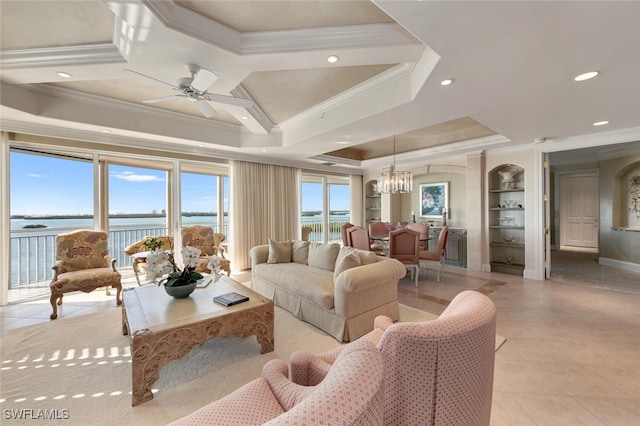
<box><xmin>489</xmin><ymin>165</ymin><xmax>525</xmax><ymax>276</ymax></box>
<box><xmin>365</xmin><ymin>180</ymin><xmax>381</xmax><ymax>223</ymax></box>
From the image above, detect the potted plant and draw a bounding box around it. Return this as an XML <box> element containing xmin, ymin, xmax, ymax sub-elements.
<box><xmin>142</xmin><ymin>237</ymin><xmax>164</xmax><ymax>252</ymax></box>
<box><xmin>148</xmin><ymin>246</ymin><xmax>204</xmax><ymax>298</ymax></box>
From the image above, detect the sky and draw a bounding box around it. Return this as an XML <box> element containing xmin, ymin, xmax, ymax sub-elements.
<box><xmin>10</xmin><ymin>151</ymin><xmax>349</xmax><ymax>215</ymax></box>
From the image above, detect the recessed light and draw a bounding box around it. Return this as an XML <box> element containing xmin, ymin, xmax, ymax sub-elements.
<box><xmin>335</xmin><ymin>141</ymin><xmax>350</xmax><ymax>145</ymax></box>
<box><xmin>327</xmin><ymin>55</ymin><xmax>339</xmax><ymax>63</ymax></box>
<box><xmin>241</xmin><ymin>116</ymin><xmax>249</xmax><ymax>120</ymax></box>
<box><xmin>574</xmin><ymin>71</ymin><xmax>599</xmax><ymax>82</ymax></box>
<box><xmin>261</xmin><ymin>149</ymin><xmax>268</xmax><ymax>152</ymax></box>
<box><xmin>57</xmin><ymin>71</ymin><xmax>72</xmax><ymax>78</ymax></box>
<box><xmin>101</xmin><ymin>129</ymin><xmax>111</xmax><ymax>133</ymax></box>
<box><xmin>440</xmin><ymin>79</ymin><xmax>454</xmax><ymax>86</ymax></box>
<box><xmin>593</xmin><ymin>120</ymin><xmax>609</xmax><ymax>126</ymax></box>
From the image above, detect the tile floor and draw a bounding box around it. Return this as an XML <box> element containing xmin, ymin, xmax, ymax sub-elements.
<box><xmin>2</xmin><ymin>263</ymin><xmax>639</xmax><ymax>425</ymax></box>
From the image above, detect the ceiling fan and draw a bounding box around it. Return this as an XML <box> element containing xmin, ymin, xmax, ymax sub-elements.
<box><xmin>124</xmin><ymin>64</ymin><xmax>254</xmax><ymax>118</ymax></box>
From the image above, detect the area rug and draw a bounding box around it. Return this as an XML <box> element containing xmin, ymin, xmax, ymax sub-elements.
<box><xmin>1</xmin><ymin>305</ymin><xmax>504</xmax><ymax>425</ymax></box>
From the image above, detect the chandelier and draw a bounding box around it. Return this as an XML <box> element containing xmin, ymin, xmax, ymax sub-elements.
<box><xmin>377</xmin><ymin>136</ymin><xmax>413</xmax><ymax>194</ymax></box>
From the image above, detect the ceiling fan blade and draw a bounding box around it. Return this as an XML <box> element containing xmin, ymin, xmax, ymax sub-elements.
<box><xmin>143</xmin><ymin>95</ymin><xmax>186</xmax><ymax>104</ymax></box>
<box><xmin>190</xmin><ymin>68</ymin><xmax>217</xmax><ymax>93</ymax></box>
<box><xmin>124</xmin><ymin>69</ymin><xmax>179</xmax><ymax>90</ymax></box>
<box><xmin>195</xmin><ymin>99</ymin><xmax>217</xmax><ymax>118</ymax></box>
<box><xmin>203</xmin><ymin>93</ymin><xmax>255</xmax><ymax>108</ymax></box>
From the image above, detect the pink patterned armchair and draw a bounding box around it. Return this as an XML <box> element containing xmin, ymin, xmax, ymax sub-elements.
<box><xmin>180</xmin><ymin>225</ymin><xmax>231</xmax><ymax>275</ymax></box>
<box><xmin>290</xmin><ymin>290</ymin><xmax>496</xmax><ymax>426</ymax></box>
<box><xmin>49</xmin><ymin>230</ymin><xmax>122</xmax><ymax>320</ymax></box>
<box><xmin>169</xmin><ymin>339</ymin><xmax>384</xmax><ymax>426</ymax></box>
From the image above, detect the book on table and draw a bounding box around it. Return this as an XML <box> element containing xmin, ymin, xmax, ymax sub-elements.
<box><xmin>213</xmin><ymin>292</ymin><xmax>249</xmax><ymax>307</ymax></box>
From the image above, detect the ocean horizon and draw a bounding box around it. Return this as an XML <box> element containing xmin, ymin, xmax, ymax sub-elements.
<box><xmin>10</xmin><ymin>213</ymin><xmax>348</xmax><ymax>286</ymax></box>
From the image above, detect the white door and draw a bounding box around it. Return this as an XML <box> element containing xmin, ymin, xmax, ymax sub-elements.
<box><xmin>560</xmin><ymin>173</ymin><xmax>598</xmax><ymax>249</ymax></box>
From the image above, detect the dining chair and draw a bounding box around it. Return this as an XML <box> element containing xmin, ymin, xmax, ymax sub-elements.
<box><xmin>388</xmin><ymin>228</ymin><xmax>420</xmax><ymax>287</ymax></box>
<box><xmin>346</xmin><ymin>225</ymin><xmax>372</xmax><ymax>251</ymax></box>
<box><xmin>340</xmin><ymin>222</ymin><xmax>354</xmax><ymax>246</ymax></box>
<box><xmin>419</xmin><ymin>226</ymin><xmax>449</xmax><ymax>282</ymax></box>
<box><xmin>407</xmin><ymin>222</ymin><xmax>430</xmax><ymax>250</ymax></box>
<box><xmin>368</xmin><ymin>221</ymin><xmax>390</xmax><ymax>253</ymax></box>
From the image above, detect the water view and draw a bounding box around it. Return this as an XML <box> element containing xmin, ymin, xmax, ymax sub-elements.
<box><xmin>10</xmin><ymin>212</ymin><xmax>349</xmax><ymax>287</ymax></box>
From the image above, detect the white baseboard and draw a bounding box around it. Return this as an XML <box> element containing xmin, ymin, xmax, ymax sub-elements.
<box><xmin>481</xmin><ymin>264</ymin><xmax>492</xmax><ymax>272</ymax></box>
<box><xmin>599</xmin><ymin>257</ymin><xmax>640</xmax><ymax>273</ymax></box>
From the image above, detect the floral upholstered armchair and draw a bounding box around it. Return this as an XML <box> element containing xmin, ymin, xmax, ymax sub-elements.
<box><xmin>49</xmin><ymin>230</ymin><xmax>122</xmax><ymax>320</ymax></box>
<box><xmin>180</xmin><ymin>225</ymin><xmax>231</xmax><ymax>275</ymax></box>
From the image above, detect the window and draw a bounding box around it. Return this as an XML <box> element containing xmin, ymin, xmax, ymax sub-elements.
<box><xmin>9</xmin><ymin>149</ymin><xmax>93</xmax><ymax>289</ymax></box>
<box><xmin>108</xmin><ymin>163</ymin><xmax>169</xmax><ymax>263</ymax></box>
<box><xmin>180</xmin><ymin>172</ymin><xmax>220</xmax><ymax>230</ymax></box>
<box><xmin>301</xmin><ymin>174</ymin><xmax>350</xmax><ymax>243</ymax></box>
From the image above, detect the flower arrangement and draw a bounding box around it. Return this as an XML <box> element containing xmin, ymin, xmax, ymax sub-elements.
<box><xmin>206</xmin><ymin>255</ymin><xmax>224</xmax><ymax>283</ymax></box>
<box><xmin>146</xmin><ymin>246</ymin><xmax>223</xmax><ymax>288</ymax></box>
<box><xmin>158</xmin><ymin>246</ymin><xmax>204</xmax><ymax>287</ymax></box>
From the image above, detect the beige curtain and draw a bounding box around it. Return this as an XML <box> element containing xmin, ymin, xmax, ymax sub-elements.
<box><xmin>350</xmin><ymin>174</ymin><xmax>364</xmax><ymax>226</ymax></box>
<box><xmin>230</xmin><ymin>160</ymin><xmax>301</xmax><ymax>270</ymax></box>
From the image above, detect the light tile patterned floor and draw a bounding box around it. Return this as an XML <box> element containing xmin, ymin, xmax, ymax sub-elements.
<box><xmin>2</xmin><ymin>263</ymin><xmax>639</xmax><ymax>425</ymax></box>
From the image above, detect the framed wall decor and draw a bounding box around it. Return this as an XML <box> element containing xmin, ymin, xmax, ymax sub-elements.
<box><xmin>420</xmin><ymin>182</ymin><xmax>449</xmax><ymax>218</ymax></box>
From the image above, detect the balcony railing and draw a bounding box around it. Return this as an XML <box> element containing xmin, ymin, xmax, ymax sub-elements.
<box><xmin>9</xmin><ymin>218</ymin><xmax>344</xmax><ymax>288</ymax></box>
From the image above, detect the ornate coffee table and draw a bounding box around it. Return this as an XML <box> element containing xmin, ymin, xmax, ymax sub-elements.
<box><xmin>122</xmin><ymin>275</ymin><xmax>274</xmax><ymax>406</ymax></box>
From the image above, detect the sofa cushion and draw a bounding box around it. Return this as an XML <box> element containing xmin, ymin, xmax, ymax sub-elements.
<box><xmin>254</xmin><ymin>263</ymin><xmax>335</xmax><ymax>310</ymax></box>
<box><xmin>267</xmin><ymin>240</ymin><xmax>292</xmax><ymax>264</ymax></box>
<box><xmin>291</xmin><ymin>241</ymin><xmax>310</xmax><ymax>265</ymax></box>
<box><xmin>308</xmin><ymin>242</ymin><xmax>340</xmax><ymax>272</ymax></box>
<box><xmin>333</xmin><ymin>250</ymin><xmax>361</xmax><ymax>281</ymax></box>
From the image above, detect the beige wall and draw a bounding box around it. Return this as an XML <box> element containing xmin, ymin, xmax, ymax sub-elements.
<box><xmin>599</xmin><ymin>154</ymin><xmax>640</xmax><ymax>269</ymax></box>
<box><xmin>400</xmin><ymin>170</ymin><xmax>468</xmax><ymax>227</ymax></box>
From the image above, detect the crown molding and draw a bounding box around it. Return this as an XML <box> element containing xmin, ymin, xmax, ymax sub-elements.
<box><xmin>230</xmin><ymin>85</ymin><xmax>274</xmax><ymax>133</ymax></box>
<box><xmin>0</xmin><ymin>43</ymin><xmax>125</xmax><ymax>69</ymax></box>
<box><xmin>241</xmin><ymin>23</ymin><xmax>421</xmax><ymax>55</ymax></box>
<box><xmin>142</xmin><ymin>0</ymin><xmax>419</xmax><ymax>55</ymax></box>
<box><xmin>280</xmin><ymin>63</ymin><xmax>412</xmax><ymax>131</ymax></box>
<box><xmin>22</xmin><ymin>83</ymin><xmax>240</xmax><ymax>131</ymax></box>
<box><xmin>363</xmin><ymin>134</ymin><xmax>510</xmax><ymax>170</ymax></box>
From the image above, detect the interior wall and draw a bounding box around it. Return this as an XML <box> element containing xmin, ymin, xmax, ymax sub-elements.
<box><xmin>401</xmin><ymin>169</ymin><xmax>468</xmax><ymax>227</ymax></box>
<box><xmin>599</xmin><ymin>154</ymin><xmax>640</xmax><ymax>270</ymax></box>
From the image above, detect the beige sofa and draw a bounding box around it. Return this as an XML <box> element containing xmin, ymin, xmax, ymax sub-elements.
<box><xmin>249</xmin><ymin>240</ymin><xmax>406</xmax><ymax>342</ymax></box>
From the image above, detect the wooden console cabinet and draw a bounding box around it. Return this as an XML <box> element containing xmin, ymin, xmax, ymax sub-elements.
<box><xmin>428</xmin><ymin>227</ymin><xmax>467</xmax><ymax>268</ymax></box>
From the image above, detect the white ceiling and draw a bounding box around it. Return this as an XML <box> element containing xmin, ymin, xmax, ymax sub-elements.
<box><xmin>1</xmin><ymin>0</ymin><xmax>639</xmax><ymax>172</ymax></box>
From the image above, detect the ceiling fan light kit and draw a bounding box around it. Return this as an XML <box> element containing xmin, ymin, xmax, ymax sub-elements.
<box><xmin>125</xmin><ymin>64</ymin><xmax>254</xmax><ymax>119</ymax></box>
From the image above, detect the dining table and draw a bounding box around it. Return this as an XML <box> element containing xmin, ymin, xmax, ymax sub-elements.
<box><xmin>370</xmin><ymin>234</ymin><xmax>431</xmax><ymax>256</ymax></box>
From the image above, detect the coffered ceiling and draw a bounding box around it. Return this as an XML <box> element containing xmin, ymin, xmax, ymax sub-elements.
<box><xmin>1</xmin><ymin>1</ymin><xmax>639</xmax><ymax>172</ymax></box>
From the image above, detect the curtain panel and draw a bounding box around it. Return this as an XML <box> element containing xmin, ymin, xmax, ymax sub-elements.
<box><xmin>350</xmin><ymin>174</ymin><xmax>363</xmax><ymax>226</ymax></box>
<box><xmin>230</xmin><ymin>160</ymin><xmax>301</xmax><ymax>270</ymax></box>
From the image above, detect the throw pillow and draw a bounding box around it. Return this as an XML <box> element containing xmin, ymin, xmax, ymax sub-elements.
<box><xmin>292</xmin><ymin>240</ymin><xmax>310</xmax><ymax>264</ymax></box>
<box><xmin>333</xmin><ymin>251</ymin><xmax>361</xmax><ymax>281</ymax></box>
<box><xmin>307</xmin><ymin>242</ymin><xmax>340</xmax><ymax>272</ymax></box>
<box><xmin>358</xmin><ymin>250</ymin><xmax>379</xmax><ymax>265</ymax></box>
<box><xmin>267</xmin><ymin>239</ymin><xmax>292</xmax><ymax>264</ymax></box>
